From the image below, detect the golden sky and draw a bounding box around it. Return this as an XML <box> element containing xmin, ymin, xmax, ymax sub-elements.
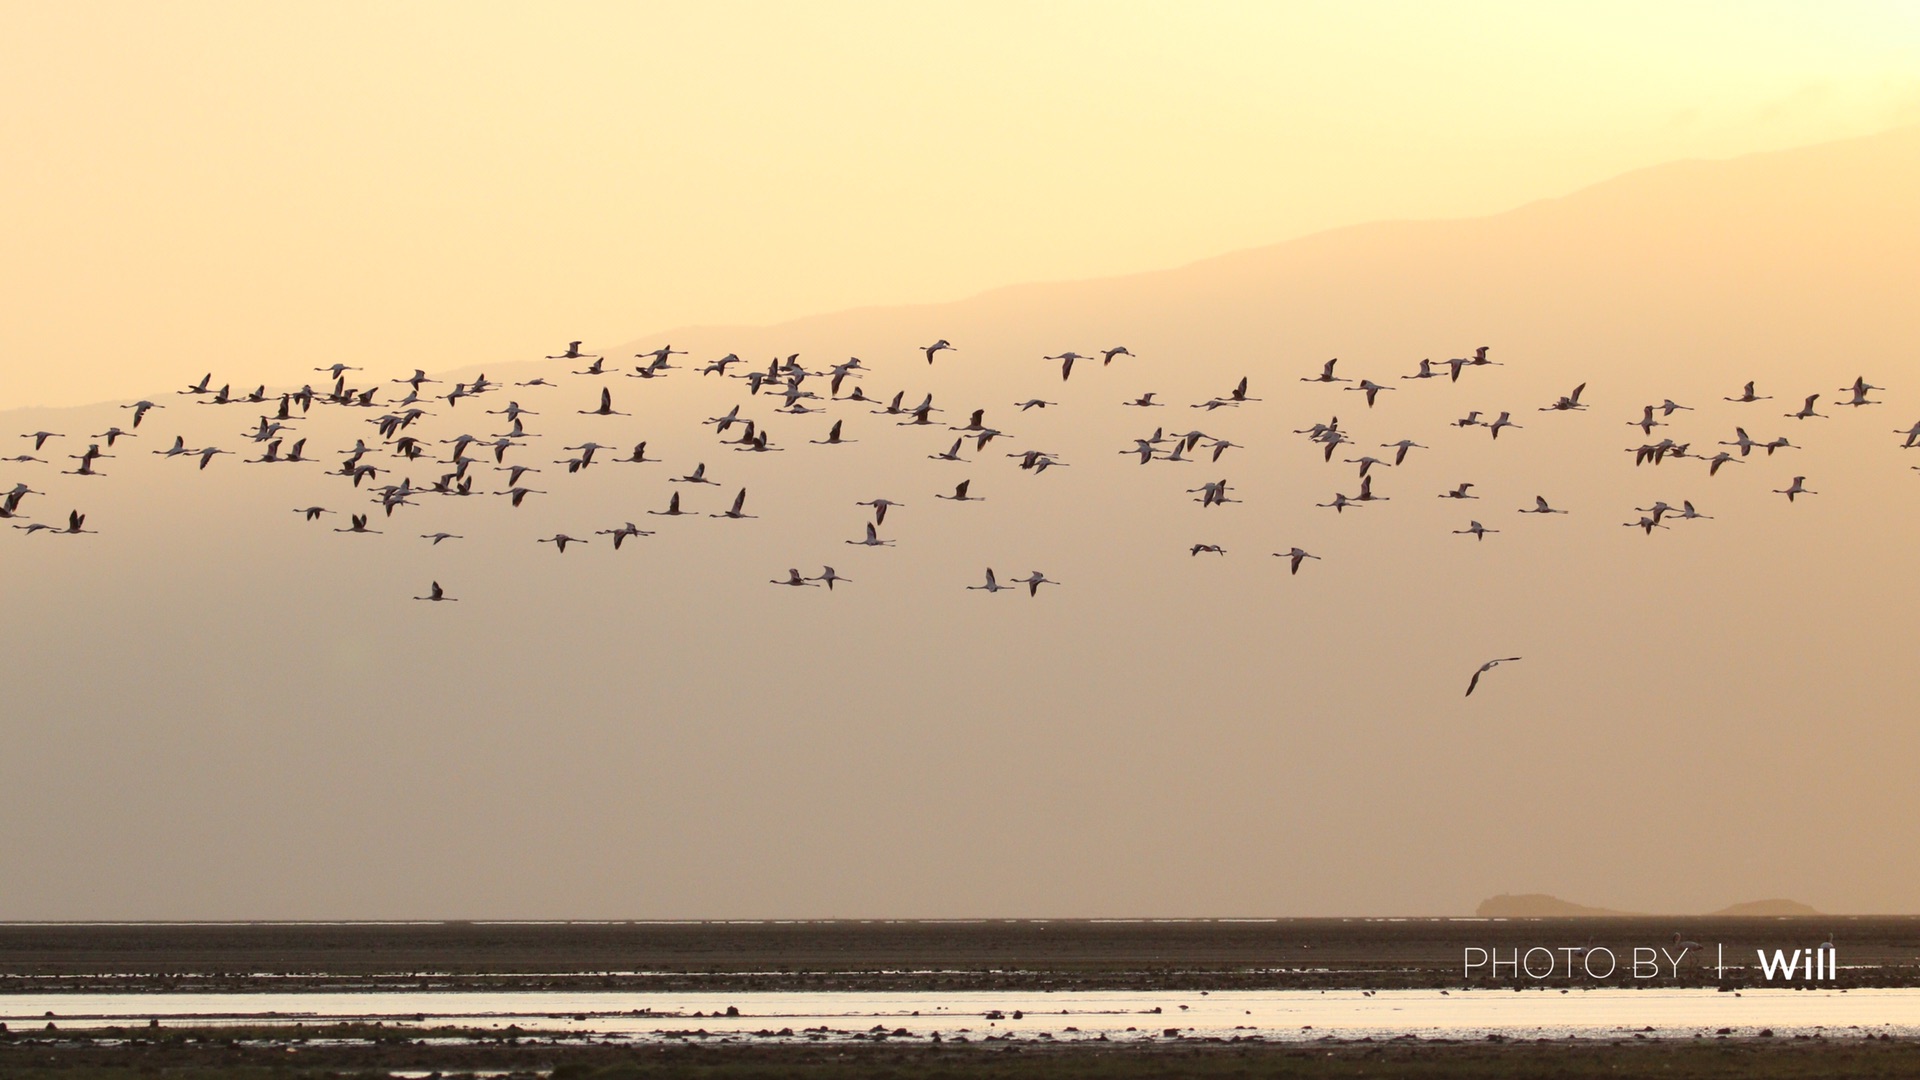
<box><xmin>3</xmin><ymin>1</ymin><xmax>1918</xmax><ymax>407</ymax></box>
<box><xmin>4</xmin><ymin>5</ymin><xmax>1920</xmax><ymax>919</ymax></box>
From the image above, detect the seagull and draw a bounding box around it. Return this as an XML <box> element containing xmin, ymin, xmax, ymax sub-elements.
<box><xmin>1725</xmin><ymin>381</ymin><xmax>1770</xmax><ymax>403</ymax></box>
<box><xmin>967</xmin><ymin>567</ymin><xmax>1015</xmax><ymax>592</ymax></box>
<box><xmin>413</xmin><ymin>581</ymin><xmax>457</xmax><ymax>602</ymax></box>
<box><xmin>1464</xmin><ymin>657</ymin><xmax>1522</xmax><ymax>697</ymax></box>
<box><xmin>1774</xmin><ymin>476</ymin><xmax>1815</xmax><ymax>502</ymax></box>
<box><xmin>846</xmin><ymin>522</ymin><xmax>895</xmax><ymax>547</ymax></box>
<box><xmin>922</xmin><ymin>339</ymin><xmax>955</xmax><ymax>364</ymax></box>
<box><xmin>711</xmin><ymin>488</ymin><xmax>756</xmax><ymax>519</ymax></box>
<box><xmin>420</xmin><ymin>532</ymin><xmax>463</xmax><ymax>544</ymax></box>
<box><xmin>1273</xmin><ymin>548</ymin><xmax>1320</xmax><ymax>574</ymax></box>
<box><xmin>935</xmin><ymin>480</ymin><xmax>983</xmax><ymax>502</ymax></box>
<box><xmin>771</xmin><ymin>567</ymin><xmax>819</xmax><ymax>587</ymax></box>
<box><xmin>537</xmin><ymin>534</ymin><xmax>587</xmax><ymax>553</ymax></box>
<box><xmin>808</xmin><ymin>566</ymin><xmax>851</xmax><ymax>590</ymax></box>
<box><xmin>1453</xmin><ymin>520</ymin><xmax>1497</xmax><ymax>540</ymax></box>
<box><xmin>1518</xmin><ymin>496</ymin><xmax>1567</xmax><ymax>514</ymax></box>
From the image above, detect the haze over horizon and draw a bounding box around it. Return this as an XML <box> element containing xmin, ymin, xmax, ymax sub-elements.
<box><xmin>4</xmin><ymin>117</ymin><xmax>1919</xmax><ymax>921</ymax></box>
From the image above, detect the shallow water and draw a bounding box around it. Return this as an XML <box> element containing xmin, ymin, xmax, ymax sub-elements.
<box><xmin>5</xmin><ymin>988</ymin><xmax>1919</xmax><ymax>1042</ymax></box>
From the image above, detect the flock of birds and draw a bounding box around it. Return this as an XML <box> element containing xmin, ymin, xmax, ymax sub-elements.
<box><xmin>5</xmin><ymin>337</ymin><xmax>1905</xmax><ymax>698</ymax></box>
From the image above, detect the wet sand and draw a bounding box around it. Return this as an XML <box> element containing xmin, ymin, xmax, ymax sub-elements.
<box><xmin>2</xmin><ymin>1023</ymin><xmax>1919</xmax><ymax>1079</ymax></box>
<box><xmin>3</xmin><ymin>918</ymin><xmax>1916</xmax><ymax>993</ymax></box>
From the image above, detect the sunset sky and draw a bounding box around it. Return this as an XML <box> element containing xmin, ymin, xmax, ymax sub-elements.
<box><xmin>4</xmin><ymin>5</ymin><xmax>1920</xmax><ymax>920</ymax></box>
<box><xmin>4</xmin><ymin>2</ymin><xmax>1918</xmax><ymax>407</ymax></box>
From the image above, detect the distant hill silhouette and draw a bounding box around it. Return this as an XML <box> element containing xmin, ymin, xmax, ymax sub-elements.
<box><xmin>1476</xmin><ymin>894</ymin><xmax>1640</xmax><ymax>917</ymax></box>
<box><xmin>1708</xmin><ymin>899</ymin><xmax>1822</xmax><ymax>917</ymax></box>
<box><xmin>1478</xmin><ymin>894</ymin><xmax>1824</xmax><ymax>917</ymax></box>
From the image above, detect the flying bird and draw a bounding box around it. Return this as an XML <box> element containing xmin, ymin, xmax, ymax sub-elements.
<box><xmin>966</xmin><ymin>568</ymin><xmax>1015</xmax><ymax>592</ymax></box>
<box><xmin>711</xmin><ymin>488</ymin><xmax>756</xmax><ymax>519</ymax></box>
<box><xmin>1273</xmin><ymin>548</ymin><xmax>1320</xmax><ymax>574</ymax></box>
<box><xmin>1465</xmin><ymin>657</ymin><xmax>1522</xmax><ymax>697</ymax></box>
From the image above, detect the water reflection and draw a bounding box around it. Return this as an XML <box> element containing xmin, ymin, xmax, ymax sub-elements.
<box><xmin>6</xmin><ymin>988</ymin><xmax>1920</xmax><ymax>1042</ymax></box>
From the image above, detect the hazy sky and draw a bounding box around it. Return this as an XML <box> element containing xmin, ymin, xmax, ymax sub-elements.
<box><xmin>4</xmin><ymin>2</ymin><xmax>1919</xmax><ymax>407</ymax></box>
<box><xmin>4</xmin><ymin>6</ymin><xmax>1920</xmax><ymax>921</ymax></box>
<box><xmin>2</xmin><ymin>124</ymin><xmax>1918</xmax><ymax>918</ymax></box>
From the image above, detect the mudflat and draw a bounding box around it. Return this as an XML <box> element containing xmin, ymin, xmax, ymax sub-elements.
<box><xmin>1</xmin><ymin>918</ymin><xmax>1912</xmax><ymax>992</ymax></box>
<box><xmin>2</xmin><ymin>1025</ymin><xmax>1918</xmax><ymax>1080</ymax></box>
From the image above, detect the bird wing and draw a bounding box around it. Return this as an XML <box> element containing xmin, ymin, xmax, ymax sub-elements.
<box><xmin>1465</xmin><ymin>670</ymin><xmax>1482</xmax><ymax>697</ymax></box>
